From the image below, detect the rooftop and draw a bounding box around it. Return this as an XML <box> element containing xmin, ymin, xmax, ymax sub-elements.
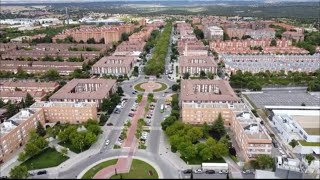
<box><xmin>92</xmin><ymin>56</ymin><xmax>135</xmax><ymax>67</ymax></box>
<box><xmin>180</xmin><ymin>79</ymin><xmax>240</xmax><ymax>102</ymax></box>
<box><xmin>30</xmin><ymin>101</ymin><xmax>97</xmax><ymax>108</ymax></box>
<box><xmin>49</xmin><ymin>78</ymin><xmax>116</xmax><ymax>100</ymax></box>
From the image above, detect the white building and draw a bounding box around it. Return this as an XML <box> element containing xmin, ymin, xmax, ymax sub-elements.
<box><xmin>203</xmin><ymin>25</ymin><xmax>223</xmax><ymax>40</ymax></box>
<box><xmin>271</xmin><ymin>108</ymin><xmax>320</xmax><ymax>155</ymax></box>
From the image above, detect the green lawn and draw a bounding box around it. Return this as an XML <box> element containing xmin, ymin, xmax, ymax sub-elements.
<box><xmin>298</xmin><ymin>140</ymin><xmax>320</xmax><ymax>146</ymax></box>
<box><xmin>134</xmin><ymin>82</ymin><xmax>146</xmax><ymax>92</ymax></box>
<box><xmin>153</xmin><ymin>82</ymin><xmax>168</xmax><ymax>92</ymax></box>
<box><xmin>22</xmin><ymin>148</ymin><xmax>69</xmax><ymax>170</ymax></box>
<box><xmin>110</xmin><ymin>159</ymin><xmax>158</xmax><ymax>179</ymax></box>
<box><xmin>58</xmin><ymin>141</ymin><xmax>90</xmax><ymax>154</ymax></box>
<box><xmin>81</xmin><ymin>159</ymin><xmax>118</xmax><ymax>179</ymax></box>
<box><xmin>180</xmin><ymin>155</ymin><xmax>225</xmax><ymax>165</ymax></box>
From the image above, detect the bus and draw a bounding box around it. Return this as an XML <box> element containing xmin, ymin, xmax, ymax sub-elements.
<box><xmin>160</xmin><ymin>104</ymin><xmax>164</xmax><ymax>113</ymax></box>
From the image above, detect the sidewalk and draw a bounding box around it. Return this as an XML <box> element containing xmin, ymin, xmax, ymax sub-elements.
<box><xmin>93</xmin><ymin>96</ymin><xmax>147</xmax><ymax>179</ymax></box>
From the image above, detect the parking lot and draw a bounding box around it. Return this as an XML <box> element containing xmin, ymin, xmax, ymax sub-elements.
<box><xmin>245</xmin><ymin>89</ymin><xmax>320</xmax><ymax>108</ymax></box>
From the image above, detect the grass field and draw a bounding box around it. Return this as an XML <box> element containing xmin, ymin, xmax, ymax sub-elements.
<box><xmin>110</xmin><ymin>159</ymin><xmax>158</xmax><ymax>179</ymax></box>
<box><xmin>153</xmin><ymin>82</ymin><xmax>168</xmax><ymax>92</ymax></box>
<box><xmin>81</xmin><ymin>159</ymin><xmax>118</xmax><ymax>179</ymax></box>
<box><xmin>134</xmin><ymin>82</ymin><xmax>146</xmax><ymax>92</ymax></box>
<box><xmin>298</xmin><ymin>140</ymin><xmax>320</xmax><ymax>146</ymax></box>
<box><xmin>22</xmin><ymin>148</ymin><xmax>69</xmax><ymax>170</ymax></box>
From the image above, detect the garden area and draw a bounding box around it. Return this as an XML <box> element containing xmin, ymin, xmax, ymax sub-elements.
<box><xmin>134</xmin><ymin>82</ymin><xmax>147</xmax><ymax>92</ymax></box>
<box><xmin>21</xmin><ymin>147</ymin><xmax>69</xmax><ymax>170</ymax></box>
<box><xmin>81</xmin><ymin>159</ymin><xmax>118</xmax><ymax>179</ymax></box>
<box><xmin>110</xmin><ymin>159</ymin><xmax>158</xmax><ymax>179</ymax></box>
<box><xmin>153</xmin><ymin>82</ymin><xmax>168</xmax><ymax>92</ymax></box>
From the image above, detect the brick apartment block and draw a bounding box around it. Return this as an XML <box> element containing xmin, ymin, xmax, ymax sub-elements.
<box><xmin>52</xmin><ymin>24</ymin><xmax>135</xmax><ymax>44</ymax></box>
<box><xmin>49</xmin><ymin>79</ymin><xmax>117</xmax><ymax>108</ymax></box>
<box><xmin>179</xmin><ymin>56</ymin><xmax>217</xmax><ymax>75</ymax></box>
<box><xmin>0</xmin><ymin>60</ymin><xmax>82</xmax><ymax>75</ymax></box>
<box><xmin>0</xmin><ymin>101</ymin><xmax>97</xmax><ymax>163</ymax></box>
<box><xmin>91</xmin><ymin>56</ymin><xmax>136</xmax><ymax>76</ymax></box>
<box><xmin>180</xmin><ymin>79</ymin><xmax>241</xmax><ymax>125</ymax></box>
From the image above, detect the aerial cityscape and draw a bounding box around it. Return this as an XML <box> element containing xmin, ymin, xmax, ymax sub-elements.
<box><xmin>0</xmin><ymin>0</ymin><xmax>319</xmax><ymax>179</ymax></box>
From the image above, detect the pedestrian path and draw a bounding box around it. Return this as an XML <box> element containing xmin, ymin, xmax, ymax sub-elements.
<box><xmin>93</xmin><ymin>96</ymin><xmax>147</xmax><ymax>179</ymax></box>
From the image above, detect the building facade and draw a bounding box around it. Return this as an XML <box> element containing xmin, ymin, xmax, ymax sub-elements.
<box><xmin>179</xmin><ymin>56</ymin><xmax>217</xmax><ymax>75</ymax></box>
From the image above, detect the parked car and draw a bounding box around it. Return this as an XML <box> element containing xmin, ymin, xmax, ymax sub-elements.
<box><xmin>37</xmin><ymin>170</ymin><xmax>47</xmax><ymax>175</ymax></box>
<box><xmin>107</xmin><ymin>123</ymin><xmax>113</xmax><ymax>126</ymax></box>
<box><xmin>183</xmin><ymin>169</ymin><xmax>192</xmax><ymax>174</ymax></box>
<box><xmin>128</xmin><ymin>112</ymin><xmax>134</xmax><ymax>117</ymax></box>
<box><xmin>194</xmin><ymin>169</ymin><xmax>203</xmax><ymax>174</ymax></box>
<box><xmin>105</xmin><ymin>140</ymin><xmax>110</xmax><ymax>146</ymax></box>
<box><xmin>205</xmin><ymin>170</ymin><xmax>215</xmax><ymax>174</ymax></box>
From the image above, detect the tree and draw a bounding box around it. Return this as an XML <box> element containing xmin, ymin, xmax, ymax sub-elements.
<box><xmin>6</xmin><ymin>102</ymin><xmax>17</xmax><ymax>118</ymax></box>
<box><xmin>187</xmin><ymin>127</ymin><xmax>203</xmax><ymax>143</ymax></box>
<box><xmin>121</xmin><ymin>32</ymin><xmax>129</xmax><ymax>42</ymax></box>
<box><xmin>87</xmin><ymin>38</ymin><xmax>96</xmax><ymax>44</ymax></box>
<box><xmin>99</xmin><ymin>38</ymin><xmax>105</xmax><ymax>44</ymax></box>
<box><xmin>161</xmin><ymin>116</ymin><xmax>177</xmax><ymax>131</ymax></box>
<box><xmin>60</xmin><ymin>147</ymin><xmax>68</xmax><ymax>156</ymax></box>
<box><xmin>183</xmin><ymin>72</ymin><xmax>190</xmax><ymax>79</ymax></box>
<box><xmin>36</xmin><ymin>121</ymin><xmax>46</xmax><ymax>137</ymax></box>
<box><xmin>305</xmin><ymin>154</ymin><xmax>315</xmax><ymax>165</ymax></box>
<box><xmin>207</xmin><ymin>72</ymin><xmax>214</xmax><ymax>79</ymax></box>
<box><xmin>202</xmin><ymin>122</ymin><xmax>211</xmax><ymax>137</ymax></box>
<box><xmin>9</xmin><ymin>165</ymin><xmax>28</xmax><ymax>179</ymax></box>
<box><xmin>256</xmin><ymin>155</ymin><xmax>274</xmax><ymax>170</ymax></box>
<box><xmin>44</xmin><ymin>68</ymin><xmax>60</xmax><ymax>81</ymax></box>
<box><xmin>133</xmin><ymin>66</ymin><xmax>139</xmax><ymax>76</ymax></box>
<box><xmin>200</xmin><ymin>70</ymin><xmax>206</xmax><ymax>79</ymax></box>
<box><xmin>0</xmin><ymin>98</ymin><xmax>4</xmax><ymax>108</ymax></box>
<box><xmin>270</xmin><ymin>39</ymin><xmax>277</xmax><ymax>46</ymax></box>
<box><xmin>199</xmin><ymin>147</ymin><xmax>213</xmax><ymax>161</ymax></box>
<box><xmin>171</xmin><ymin>84</ymin><xmax>180</xmax><ymax>91</ymax></box>
<box><xmin>117</xmin><ymin>86</ymin><xmax>124</xmax><ymax>96</ymax></box>
<box><xmin>194</xmin><ymin>28</ymin><xmax>204</xmax><ymax>40</ymax></box>
<box><xmin>25</xmin><ymin>92</ymin><xmax>35</xmax><ymax>107</ymax></box>
<box><xmin>289</xmin><ymin>139</ymin><xmax>299</xmax><ymax>148</ymax></box>
<box><xmin>212</xmin><ymin>113</ymin><xmax>226</xmax><ymax>139</ymax></box>
<box><xmin>85</xmin><ymin>119</ymin><xmax>102</xmax><ymax>135</ymax></box>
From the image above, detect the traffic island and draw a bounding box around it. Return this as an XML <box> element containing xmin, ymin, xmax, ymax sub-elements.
<box><xmin>134</xmin><ymin>82</ymin><xmax>168</xmax><ymax>93</ymax></box>
<box><xmin>110</xmin><ymin>159</ymin><xmax>158</xmax><ymax>179</ymax></box>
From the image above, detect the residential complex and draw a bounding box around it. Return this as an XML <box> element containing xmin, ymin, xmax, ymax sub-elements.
<box><xmin>225</xmin><ymin>28</ymin><xmax>275</xmax><ymax>40</ymax></box>
<box><xmin>180</xmin><ymin>79</ymin><xmax>242</xmax><ymax>125</ymax></box>
<box><xmin>0</xmin><ymin>60</ymin><xmax>82</xmax><ymax>75</ymax></box>
<box><xmin>0</xmin><ymin>101</ymin><xmax>97</xmax><ymax>164</ymax></box>
<box><xmin>231</xmin><ymin>112</ymin><xmax>272</xmax><ymax>161</ymax></box>
<box><xmin>91</xmin><ymin>56</ymin><xmax>136</xmax><ymax>75</ymax></box>
<box><xmin>52</xmin><ymin>24</ymin><xmax>135</xmax><ymax>44</ymax></box>
<box><xmin>222</xmin><ymin>54</ymin><xmax>320</xmax><ymax>74</ymax></box>
<box><xmin>49</xmin><ymin>79</ymin><xmax>117</xmax><ymax>108</ymax></box>
<box><xmin>179</xmin><ymin>56</ymin><xmax>217</xmax><ymax>75</ymax></box>
<box><xmin>210</xmin><ymin>39</ymin><xmax>308</xmax><ymax>55</ymax></box>
<box><xmin>0</xmin><ymin>81</ymin><xmax>59</xmax><ymax>103</ymax></box>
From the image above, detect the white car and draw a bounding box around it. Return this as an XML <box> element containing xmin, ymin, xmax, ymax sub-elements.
<box><xmin>105</xmin><ymin>140</ymin><xmax>110</xmax><ymax>146</ymax></box>
<box><xmin>194</xmin><ymin>169</ymin><xmax>203</xmax><ymax>174</ymax></box>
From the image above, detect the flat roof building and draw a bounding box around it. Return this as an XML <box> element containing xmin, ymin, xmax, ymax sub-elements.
<box><xmin>179</xmin><ymin>56</ymin><xmax>217</xmax><ymax>75</ymax></box>
<box><xmin>180</xmin><ymin>79</ymin><xmax>242</xmax><ymax>125</ymax></box>
<box><xmin>91</xmin><ymin>56</ymin><xmax>136</xmax><ymax>76</ymax></box>
<box><xmin>49</xmin><ymin>79</ymin><xmax>117</xmax><ymax>108</ymax></box>
<box><xmin>0</xmin><ymin>101</ymin><xmax>97</xmax><ymax>164</ymax></box>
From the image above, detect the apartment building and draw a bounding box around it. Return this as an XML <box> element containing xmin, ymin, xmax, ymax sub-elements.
<box><xmin>0</xmin><ymin>91</ymin><xmax>47</xmax><ymax>103</ymax></box>
<box><xmin>0</xmin><ymin>101</ymin><xmax>97</xmax><ymax>163</ymax></box>
<box><xmin>222</xmin><ymin>54</ymin><xmax>320</xmax><ymax>74</ymax></box>
<box><xmin>282</xmin><ymin>31</ymin><xmax>304</xmax><ymax>42</ymax></box>
<box><xmin>203</xmin><ymin>25</ymin><xmax>223</xmax><ymax>40</ymax></box>
<box><xmin>180</xmin><ymin>79</ymin><xmax>242</xmax><ymax>125</ymax></box>
<box><xmin>52</xmin><ymin>24</ymin><xmax>135</xmax><ymax>44</ymax></box>
<box><xmin>225</xmin><ymin>28</ymin><xmax>275</xmax><ymax>40</ymax></box>
<box><xmin>179</xmin><ymin>56</ymin><xmax>217</xmax><ymax>75</ymax></box>
<box><xmin>49</xmin><ymin>79</ymin><xmax>117</xmax><ymax>108</ymax></box>
<box><xmin>91</xmin><ymin>56</ymin><xmax>136</xmax><ymax>76</ymax></box>
<box><xmin>0</xmin><ymin>61</ymin><xmax>82</xmax><ymax>75</ymax></box>
<box><xmin>231</xmin><ymin>112</ymin><xmax>272</xmax><ymax>161</ymax></box>
<box><xmin>210</xmin><ymin>39</ymin><xmax>308</xmax><ymax>55</ymax></box>
<box><xmin>115</xmin><ymin>41</ymin><xmax>146</xmax><ymax>53</ymax></box>
<box><xmin>0</xmin><ymin>81</ymin><xmax>59</xmax><ymax>92</ymax></box>
<box><xmin>128</xmin><ymin>26</ymin><xmax>154</xmax><ymax>42</ymax></box>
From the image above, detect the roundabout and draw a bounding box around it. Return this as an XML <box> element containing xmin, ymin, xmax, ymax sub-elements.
<box><xmin>134</xmin><ymin>81</ymin><xmax>168</xmax><ymax>93</ymax></box>
<box><xmin>79</xmin><ymin>157</ymin><xmax>160</xmax><ymax>179</ymax></box>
